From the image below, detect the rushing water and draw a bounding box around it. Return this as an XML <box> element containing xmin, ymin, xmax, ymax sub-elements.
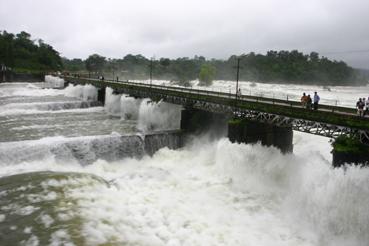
<box><xmin>0</xmin><ymin>77</ymin><xmax>368</xmax><ymax>246</ymax></box>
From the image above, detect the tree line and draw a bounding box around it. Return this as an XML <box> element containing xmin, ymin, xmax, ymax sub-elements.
<box><xmin>65</xmin><ymin>51</ymin><xmax>367</xmax><ymax>86</ymax></box>
<box><xmin>0</xmin><ymin>31</ymin><xmax>62</xmax><ymax>72</ymax></box>
<box><xmin>0</xmin><ymin>30</ymin><xmax>367</xmax><ymax>85</ymax></box>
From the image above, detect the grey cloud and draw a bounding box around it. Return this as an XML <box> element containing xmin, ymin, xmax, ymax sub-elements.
<box><xmin>0</xmin><ymin>0</ymin><xmax>368</xmax><ymax>68</ymax></box>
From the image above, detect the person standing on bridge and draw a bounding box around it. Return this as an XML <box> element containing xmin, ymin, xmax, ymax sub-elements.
<box><xmin>365</xmin><ymin>96</ymin><xmax>369</xmax><ymax>116</ymax></box>
<box><xmin>237</xmin><ymin>88</ymin><xmax>242</xmax><ymax>98</ymax></box>
<box><xmin>306</xmin><ymin>95</ymin><xmax>312</xmax><ymax>109</ymax></box>
<box><xmin>313</xmin><ymin>92</ymin><xmax>320</xmax><ymax>110</ymax></box>
<box><xmin>301</xmin><ymin>93</ymin><xmax>308</xmax><ymax>107</ymax></box>
<box><xmin>362</xmin><ymin>97</ymin><xmax>366</xmax><ymax>115</ymax></box>
<box><xmin>356</xmin><ymin>98</ymin><xmax>365</xmax><ymax>117</ymax></box>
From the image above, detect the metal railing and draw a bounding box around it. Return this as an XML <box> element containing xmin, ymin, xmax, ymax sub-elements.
<box><xmin>64</xmin><ymin>75</ymin><xmax>360</xmax><ymax>116</ymax></box>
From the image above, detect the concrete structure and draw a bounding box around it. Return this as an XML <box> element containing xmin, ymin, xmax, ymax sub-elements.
<box><xmin>97</xmin><ymin>87</ymin><xmax>106</xmax><ymax>105</ymax></box>
<box><xmin>0</xmin><ymin>70</ymin><xmax>45</xmax><ymax>82</ymax></box>
<box><xmin>228</xmin><ymin>119</ymin><xmax>293</xmax><ymax>153</ymax></box>
<box><xmin>62</xmin><ymin>76</ymin><xmax>369</xmax><ymax>164</ymax></box>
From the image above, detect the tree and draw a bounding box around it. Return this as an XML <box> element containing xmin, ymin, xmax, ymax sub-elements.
<box><xmin>0</xmin><ymin>31</ymin><xmax>15</xmax><ymax>67</ymax></box>
<box><xmin>0</xmin><ymin>30</ymin><xmax>63</xmax><ymax>71</ymax></box>
<box><xmin>62</xmin><ymin>58</ymin><xmax>85</xmax><ymax>71</ymax></box>
<box><xmin>37</xmin><ymin>40</ymin><xmax>63</xmax><ymax>70</ymax></box>
<box><xmin>199</xmin><ymin>64</ymin><xmax>216</xmax><ymax>86</ymax></box>
<box><xmin>85</xmin><ymin>54</ymin><xmax>106</xmax><ymax>72</ymax></box>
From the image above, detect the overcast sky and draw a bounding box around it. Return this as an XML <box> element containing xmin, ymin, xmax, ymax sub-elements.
<box><xmin>1</xmin><ymin>0</ymin><xmax>369</xmax><ymax>68</ymax></box>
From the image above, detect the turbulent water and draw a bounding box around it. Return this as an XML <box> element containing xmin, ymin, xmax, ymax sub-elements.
<box><xmin>0</xmin><ymin>76</ymin><xmax>368</xmax><ymax>246</ymax></box>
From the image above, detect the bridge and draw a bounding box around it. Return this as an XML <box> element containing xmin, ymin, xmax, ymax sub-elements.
<box><xmin>62</xmin><ymin>75</ymin><xmax>369</xmax><ymax>166</ymax></box>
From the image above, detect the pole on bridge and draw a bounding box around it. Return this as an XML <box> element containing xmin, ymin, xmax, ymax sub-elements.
<box><xmin>150</xmin><ymin>58</ymin><xmax>153</xmax><ymax>87</ymax></box>
<box><xmin>236</xmin><ymin>58</ymin><xmax>240</xmax><ymax>98</ymax></box>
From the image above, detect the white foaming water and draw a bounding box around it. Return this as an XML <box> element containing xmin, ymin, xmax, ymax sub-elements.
<box><xmin>104</xmin><ymin>87</ymin><xmax>122</xmax><ymax>116</ymax></box>
<box><xmin>0</xmin><ymin>104</ymin><xmax>103</xmax><ymax>117</ymax></box>
<box><xmin>0</xmin><ymin>82</ymin><xmax>102</xmax><ymax>116</ymax></box>
<box><xmin>137</xmin><ymin>99</ymin><xmax>182</xmax><ymax>132</ymax></box>
<box><xmin>1</xmin><ymin>133</ymin><xmax>368</xmax><ymax>245</ymax></box>
<box><xmin>0</xmin><ymin>81</ymin><xmax>98</xmax><ymax>105</ymax></box>
<box><xmin>0</xmin><ymin>82</ymin><xmax>64</xmax><ymax>98</ymax></box>
<box><xmin>1</xmin><ymin>79</ymin><xmax>369</xmax><ymax>245</ymax></box>
<box><xmin>121</xmin><ymin>94</ymin><xmax>141</xmax><ymax>120</ymax></box>
<box><xmin>104</xmin><ymin>87</ymin><xmax>180</xmax><ymax>130</ymax></box>
<box><xmin>64</xmin><ymin>84</ymin><xmax>98</xmax><ymax>101</ymax></box>
<box><xmin>0</xmin><ymin>101</ymin><xmax>94</xmax><ymax>112</ymax></box>
<box><xmin>138</xmin><ymin>79</ymin><xmax>369</xmax><ymax>108</ymax></box>
<box><xmin>105</xmin><ymin>88</ymin><xmax>141</xmax><ymax>119</ymax></box>
<box><xmin>44</xmin><ymin>75</ymin><xmax>65</xmax><ymax>88</ymax></box>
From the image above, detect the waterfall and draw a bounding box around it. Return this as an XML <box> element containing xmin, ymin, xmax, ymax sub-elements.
<box><xmin>0</xmin><ymin>131</ymin><xmax>183</xmax><ymax>166</ymax></box>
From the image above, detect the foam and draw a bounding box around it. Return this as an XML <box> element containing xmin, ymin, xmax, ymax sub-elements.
<box><xmin>63</xmin><ymin>84</ymin><xmax>97</xmax><ymax>101</ymax></box>
<box><xmin>20</xmin><ymin>235</ymin><xmax>39</xmax><ymax>246</ymax></box>
<box><xmin>104</xmin><ymin>87</ymin><xmax>141</xmax><ymax>119</ymax></box>
<box><xmin>132</xmin><ymin>79</ymin><xmax>367</xmax><ymax>108</ymax></box>
<box><xmin>1</xmin><ymin>78</ymin><xmax>369</xmax><ymax>245</ymax></box>
<box><xmin>0</xmin><ymin>106</ymin><xmax>103</xmax><ymax>116</ymax></box>
<box><xmin>1</xmin><ymin>133</ymin><xmax>368</xmax><ymax>245</ymax></box>
<box><xmin>44</xmin><ymin>75</ymin><xmax>65</xmax><ymax>88</ymax></box>
<box><xmin>137</xmin><ymin>99</ymin><xmax>182</xmax><ymax>132</ymax></box>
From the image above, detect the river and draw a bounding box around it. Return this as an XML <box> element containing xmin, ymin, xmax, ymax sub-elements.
<box><xmin>0</xmin><ymin>76</ymin><xmax>368</xmax><ymax>246</ymax></box>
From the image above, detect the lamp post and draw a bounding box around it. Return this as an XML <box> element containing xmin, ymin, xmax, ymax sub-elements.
<box><xmin>150</xmin><ymin>57</ymin><xmax>153</xmax><ymax>87</ymax></box>
<box><xmin>235</xmin><ymin>57</ymin><xmax>241</xmax><ymax>98</ymax></box>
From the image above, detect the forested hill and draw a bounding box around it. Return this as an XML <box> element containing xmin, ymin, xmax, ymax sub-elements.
<box><xmin>64</xmin><ymin>51</ymin><xmax>367</xmax><ymax>86</ymax></box>
<box><xmin>0</xmin><ymin>31</ymin><xmax>62</xmax><ymax>72</ymax></box>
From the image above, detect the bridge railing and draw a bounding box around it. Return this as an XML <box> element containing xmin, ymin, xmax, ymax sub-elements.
<box><xmin>64</xmin><ymin>76</ymin><xmax>358</xmax><ymax>116</ymax></box>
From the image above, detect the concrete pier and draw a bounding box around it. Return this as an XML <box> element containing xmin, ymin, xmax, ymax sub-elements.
<box><xmin>180</xmin><ymin>108</ymin><xmax>229</xmax><ymax>136</ymax></box>
<box><xmin>97</xmin><ymin>87</ymin><xmax>106</xmax><ymax>105</ymax></box>
<box><xmin>331</xmin><ymin>136</ymin><xmax>369</xmax><ymax>167</ymax></box>
<box><xmin>0</xmin><ymin>71</ymin><xmax>44</xmax><ymax>82</ymax></box>
<box><xmin>228</xmin><ymin>118</ymin><xmax>293</xmax><ymax>153</ymax></box>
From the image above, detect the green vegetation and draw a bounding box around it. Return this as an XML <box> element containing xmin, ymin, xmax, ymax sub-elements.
<box><xmin>1</xmin><ymin>30</ymin><xmax>365</xmax><ymax>85</ymax></box>
<box><xmin>85</xmin><ymin>54</ymin><xmax>106</xmax><ymax>72</ymax></box>
<box><xmin>62</xmin><ymin>58</ymin><xmax>84</xmax><ymax>71</ymax></box>
<box><xmin>199</xmin><ymin>64</ymin><xmax>216</xmax><ymax>86</ymax></box>
<box><xmin>332</xmin><ymin>135</ymin><xmax>369</xmax><ymax>154</ymax></box>
<box><xmin>64</xmin><ymin>51</ymin><xmax>367</xmax><ymax>86</ymax></box>
<box><xmin>228</xmin><ymin>118</ymin><xmax>243</xmax><ymax>125</ymax></box>
<box><xmin>0</xmin><ymin>30</ymin><xmax>62</xmax><ymax>72</ymax></box>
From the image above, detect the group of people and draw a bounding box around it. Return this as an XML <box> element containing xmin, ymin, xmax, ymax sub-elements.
<box><xmin>356</xmin><ymin>97</ymin><xmax>369</xmax><ymax>117</ymax></box>
<box><xmin>300</xmin><ymin>92</ymin><xmax>369</xmax><ymax>117</ymax></box>
<box><xmin>300</xmin><ymin>92</ymin><xmax>320</xmax><ymax>110</ymax></box>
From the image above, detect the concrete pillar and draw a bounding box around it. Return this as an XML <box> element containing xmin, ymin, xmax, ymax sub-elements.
<box><xmin>63</xmin><ymin>81</ymin><xmax>70</xmax><ymax>88</ymax></box>
<box><xmin>331</xmin><ymin>136</ymin><xmax>369</xmax><ymax>167</ymax></box>
<box><xmin>180</xmin><ymin>108</ymin><xmax>229</xmax><ymax>136</ymax></box>
<box><xmin>228</xmin><ymin>118</ymin><xmax>293</xmax><ymax>153</ymax></box>
<box><xmin>332</xmin><ymin>151</ymin><xmax>369</xmax><ymax>167</ymax></box>
<box><xmin>97</xmin><ymin>87</ymin><xmax>106</xmax><ymax>105</ymax></box>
